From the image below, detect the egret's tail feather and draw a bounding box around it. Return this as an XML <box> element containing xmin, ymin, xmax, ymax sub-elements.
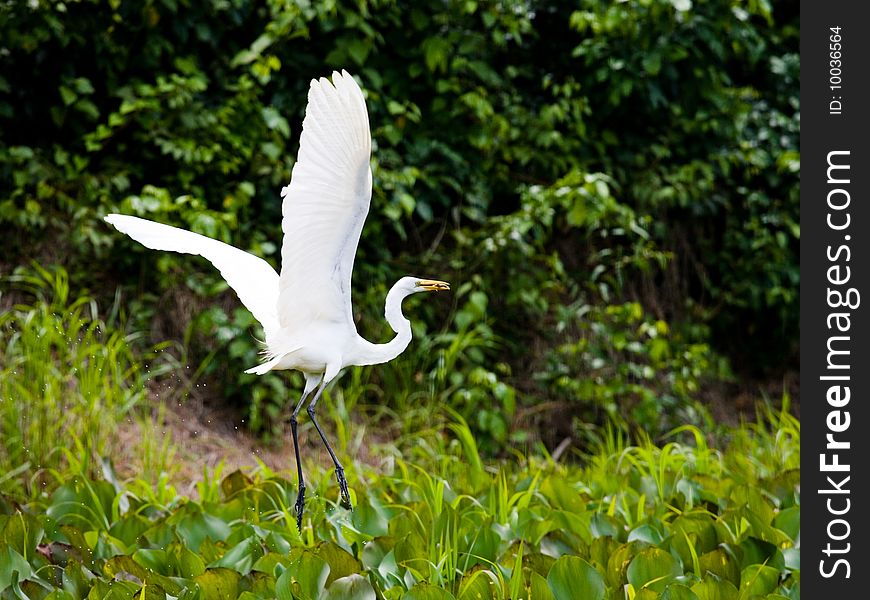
<box><xmin>245</xmin><ymin>356</ymin><xmax>282</xmax><ymax>375</ymax></box>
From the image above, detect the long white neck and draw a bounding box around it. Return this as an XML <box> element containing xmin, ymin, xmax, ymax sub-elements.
<box><xmin>351</xmin><ymin>281</ymin><xmax>415</xmax><ymax>367</ymax></box>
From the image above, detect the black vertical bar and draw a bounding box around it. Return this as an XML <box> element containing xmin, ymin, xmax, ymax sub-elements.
<box><xmin>801</xmin><ymin>2</ymin><xmax>870</xmax><ymax>595</ymax></box>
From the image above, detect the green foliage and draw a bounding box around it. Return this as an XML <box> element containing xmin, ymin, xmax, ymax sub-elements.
<box><xmin>0</xmin><ymin>0</ymin><xmax>799</xmax><ymax>441</ymax></box>
<box><xmin>0</xmin><ymin>264</ymin><xmax>179</xmax><ymax>500</ymax></box>
<box><xmin>0</xmin><ymin>265</ymin><xmax>144</xmax><ymax>498</ymax></box>
<box><xmin>0</xmin><ymin>407</ymin><xmax>799</xmax><ymax>599</ymax></box>
<box><xmin>541</xmin><ymin>301</ymin><xmax>714</xmax><ymax>434</ymax></box>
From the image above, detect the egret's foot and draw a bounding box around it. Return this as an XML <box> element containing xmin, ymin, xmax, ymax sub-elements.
<box><xmin>335</xmin><ymin>466</ymin><xmax>353</xmax><ymax>510</ymax></box>
<box><xmin>294</xmin><ymin>483</ymin><xmax>306</xmax><ymax>531</ymax></box>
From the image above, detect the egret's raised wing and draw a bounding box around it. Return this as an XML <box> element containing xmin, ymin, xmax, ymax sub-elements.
<box><xmin>277</xmin><ymin>70</ymin><xmax>372</xmax><ymax>333</ymax></box>
<box><xmin>105</xmin><ymin>214</ymin><xmax>281</xmax><ymax>337</ymax></box>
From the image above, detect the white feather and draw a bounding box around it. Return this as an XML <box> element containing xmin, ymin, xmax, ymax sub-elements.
<box><xmin>104</xmin><ymin>214</ymin><xmax>281</xmax><ymax>338</ymax></box>
<box><xmin>277</xmin><ymin>70</ymin><xmax>372</xmax><ymax>335</ymax></box>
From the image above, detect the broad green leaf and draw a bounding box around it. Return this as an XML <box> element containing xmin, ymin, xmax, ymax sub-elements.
<box><xmin>104</xmin><ymin>555</ymin><xmax>183</xmax><ymax>595</ymax></box>
<box><xmin>772</xmin><ymin>507</ymin><xmax>799</xmax><ymax>541</ymax></box>
<box><xmin>110</xmin><ymin>516</ymin><xmax>150</xmax><ymax>548</ymax></box>
<box><xmin>220</xmin><ymin>470</ymin><xmax>253</xmax><ymax>499</ymax></box>
<box><xmin>132</xmin><ymin>549</ymin><xmax>168</xmax><ymax>574</ymax></box>
<box><xmin>252</xmin><ymin>552</ymin><xmax>291</xmax><ymax>577</ymax></box>
<box><xmin>628</xmin><ymin>524</ymin><xmax>664</xmax><ymax>545</ymax></box>
<box><xmin>275</xmin><ymin>568</ymin><xmax>293</xmax><ymax>600</ymax></box>
<box><xmin>323</xmin><ymin>574</ymin><xmax>376</xmax><ymax>600</ymax></box>
<box><xmin>590</xmin><ymin>513</ymin><xmax>619</xmax><ymax>539</ymax></box>
<box><xmin>547</xmin><ymin>556</ymin><xmax>605</xmax><ymax>600</ymax></box>
<box><xmin>402</xmin><ymin>583</ymin><xmax>456</xmax><ymax>600</ymax></box>
<box><xmin>62</xmin><ymin>562</ymin><xmax>90</xmax><ymax>599</ymax></box>
<box><xmin>288</xmin><ymin>552</ymin><xmax>330</xmax><ymax>600</ymax></box>
<box><xmin>194</xmin><ymin>568</ymin><xmax>241</xmax><ymax>600</ymax></box>
<box><xmin>626</xmin><ymin>548</ymin><xmax>682</xmax><ymax>593</ymax></box>
<box><xmin>605</xmin><ymin>541</ymin><xmax>646</xmax><ymax>588</ymax></box>
<box><xmin>174</xmin><ymin>510</ymin><xmax>232</xmax><ymax>552</ymax></box>
<box><xmin>781</xmin><ymin>548</ymin><xmax>800</xmax><ymax>571</ymax></box>
<box><xmin>210</xmin><ymin>537</ymin><xmax>263</xmax><ymax>575</ymax></box>
<box><xmin>529</xmin><ymin>572</ymin><xmax>555</xmax><ymax>600</ymax></box>
<box><xmin>698</xmin><ymin>549</ymin><xmax>740</xmax><ymax>587</ymax></box>
<box><xmin>691</xmin><ymin>576</ymin><xmax>739</xmax><ymax>600</ymax></box>
<box><xmin>169</xmin><ymin>543</ymin><xmax>206</xmax><ymax>578</ymax></box>
<box><xmin>739</xmin><ymin>564</ymin><xmax>779</xmax><ymax>597</ymax></box>
<box><xmin>458</xmin><ymin>570</ymin><xmax>497</xmax><ymax>600</ymax></box>
<box><xmin>313</xmin><ymin>542</ymin><xmax>362</xmax><ymax>585</ymax></box>
<box><xmin>661</xmin><ymin>583</ymin><xmax>701</xmax><ymax>600</ymax></box>
<box><xmin>0</xmin><ymin>545</ymin><xmax>33</xmax><ymax>591</ymax></box>
<box><xmin>2</xmin><ymin>512</ymin><xmax>43</xmax><ymax>560</ymax></box>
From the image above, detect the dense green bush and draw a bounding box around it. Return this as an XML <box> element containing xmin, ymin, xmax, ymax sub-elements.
<box><xmin>0</xmin><ymin>0</ymin><xmax>799</xmax><ymax>443</ymax></box>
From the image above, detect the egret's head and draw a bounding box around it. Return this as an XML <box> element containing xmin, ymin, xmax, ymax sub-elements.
<box><xmin>396</xmin><ymin>276</ymin><xmax>450</xmax><ymax>294</ymax></box>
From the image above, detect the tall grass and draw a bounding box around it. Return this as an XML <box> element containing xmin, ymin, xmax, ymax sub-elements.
<box><xmin>0</xmin><ymin>265</ymin><xmax>149</xmax><ymax>498</ymax></box>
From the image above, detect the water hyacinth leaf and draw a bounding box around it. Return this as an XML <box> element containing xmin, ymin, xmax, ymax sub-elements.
<box><xmin>627</xmin><ymin>524</ymin><xmax>664</xmax><ymax>545</ymax></box>
<box><xmin>174</xmin><ymin>510</ymin><xmax>232</xmax><ymax>552</ymax></box>
<box><xmin>61</xmin><ymin>563</ymin><xmax>90</xmax><ymax>599</ymax></box>
<box><xmin>590</xmin><ymin>513</ymin><xmax>619</xmax><ymax>539</ymax></box>
<box><xmin>547</xmin><ymin>556</ymin><xmax>605</xmax><ymax>600</ymax></box>
<box><xmin>660</xmin><ymin>583</ymin><xmax>701</xmax><ymax>600</ymax></box>
<box><xmin>2</xmin><ymin>513</ymin><xmax>44</xmax><ymax>559</ymax></box>
<box><xmin>739</xmin><ymin>564</ymin><xmax>780</xmax><ymax>597</ymax></box>
<box><xmin>402</xmin><ymin>583</ymin><xmax>457</xmax><ymax>600</ymax></box>
<box><xmin>772</xmin><ymin>506</ymin><xmax>799</xmax><ymax>541</ymax></box>
<box><xmin>194</xmin><ymin>568</ymin><xmax>241</xmax><ymax>600</ymax></box>
<box><xmin>781</xmin><ymin>548</ymin><xmax>800</xmax><ymax>571</ymax></box>
<box><xmin>626</xmin><ymin>548</ymin><xmax>682</xmax><ymax>592</ymax></box>
<box><xmin>275</xmin><ymin>568</ymin><xmax>293</xmax><ymax>600</ymax></box>
<box><xmin>322</xmin><ymin>574</ymin><xmax>376</xmax><ymax>600</ymax></box>
<box><xmin>605</xmin><ymin>541</ymin><xmax>646</xmax><ymax>588</ymax></box>
<box><xmin>138</xmin><ymin>583</ymin><xmax>170</xmax><ymax>600</ymax></box>
<box><xmin>634</xmin><ymin>588</ymin><xmax>660</xmax><ymax>600</ymax></box>
<box><xmin>43</xmin><ymin>590</ymin><xmax>76</xmax><ymax>600</ymax></box>
<box><xmin>104</xmin><ymin>555</ymin><xmax>183</xmax><ymax>596</ymax></box>
<box><xmin>697</xmin><ymin>549</ymin><xmax>740</xmax><ymax>587</ymax></box>
<box><xmin>110</xmin><ymin>516</ymin><xmax>150</xmax><ymax>548</ymax></box>
<box><xmin>289</xmin><ymin>552</ymin><xmax>330</xmax><ymax>600</ymax></box>
<box><xmin>251</xmin><ymin>552</ymin><xmax>291</xmax><ymax>577</ymax></box>
<box><xmin>220</xmin><ymin>471</ymin><xmax>253</xmax><ymax>499</ymax></box>
<box><xmin>738</xmin><ymin>538</ymin><xmax>780</xmax><ymax>569</ymax></box>
<box><xmin>690</xmin><ymin>576</ymin><xmax>739</xmax><ymax>600</ymax></box>
<box><xmin>133</xmin><ymin>549</ymin><xmax>169</xmax><ymax>573</ymax></box>
<box><xmin>351</xmin><ymin>500</ymin><xmax>390</xmax><ymax>537</ymax></box>
<box><xmin>312</xmin><ymin>542</ymin><xmax>362</xmax><ymax>585</ymax></box>
<box><xmin>0</xmin><ymin>545</ymin><xmax>34</xmax><ymax>591</ymax></box>
<box><xmin>210</xmin><ymin>537</ymin><xmax>263</xmax><ymax>575</ymax></box>
<box><xmin>168</xmin><ymin>543</ymin><xmax>207</xmax><ymax>578</ymax></box>
<box><xmin>529</xmin><ymin>572</ymin><xmax>556</xmax><ymax>600</ymax></box>
<box><xmin>457</xmin><ymin>570</ymin><xmax>497</xmax><ymax>600</ymax></box>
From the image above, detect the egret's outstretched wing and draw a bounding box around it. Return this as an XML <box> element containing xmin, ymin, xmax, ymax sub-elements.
<box><xmin>277</xmin><ymin>70</ymin><xmax>372</xmax><ymax>333</ymax></box>
<box><xmin>105</xmin><ymin>214</ymin><xmax>281</xmax><ymax>337</ymax></box>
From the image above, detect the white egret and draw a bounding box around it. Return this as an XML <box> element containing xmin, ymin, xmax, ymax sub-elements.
<box><xmin>105</xmin><ymin>70</ymin><xmax>449</xmax><ymax>529</ymax></box>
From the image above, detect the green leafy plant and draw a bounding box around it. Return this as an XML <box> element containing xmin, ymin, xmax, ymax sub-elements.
<box><xmin>0</xmin><ymin>405</ymin><xmax>799</xmax><ymax>599</ymax></box>
<box><xmin>0</xmin><ymin>264</ymin><xmax>167</xmax><ymax>499</ymax></box>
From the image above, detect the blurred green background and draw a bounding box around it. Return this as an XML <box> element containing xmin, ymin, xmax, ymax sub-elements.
<box><xmin>1</xmin><ymin>0</ymin><xmax>798</xmax><ymax>459</ymax></box>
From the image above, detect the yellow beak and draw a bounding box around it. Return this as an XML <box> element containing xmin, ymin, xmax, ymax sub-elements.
<box><xmin>417</xmin><ymin>279</ymin><xmax>451</xmax><ymax>292</ymax></box>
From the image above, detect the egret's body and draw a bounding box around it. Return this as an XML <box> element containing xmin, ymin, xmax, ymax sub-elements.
<box><xmin>105</xmin><ymin>71</ymin><xmax>448</xmax><ymax>529</ymax></box>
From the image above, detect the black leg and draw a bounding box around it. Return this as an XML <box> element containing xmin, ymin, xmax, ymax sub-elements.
<box><xmin>307</xmin><ymin>388</ymin><xmax>353</xmax><ymax>510</ymax></box>
<box><xmin>289</xmin><ymin>388</ymin><xmax>312</xmax><ymax>531</ymax></box>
